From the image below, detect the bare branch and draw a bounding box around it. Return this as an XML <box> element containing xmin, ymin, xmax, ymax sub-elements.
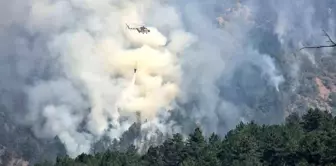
<box><xmin>299</xmin><ymin>30</ymin><xmax>336</xmax><ymax>51</ymax></box>
<box><xmin>322</xmin><ymin>29</ymin><xmax>336</xmax><ymax>45</ymax></box>
<box><xmin>299</xmin><ymin>45</ymin><xmax>336</xmax><ymax>50</ymax></box>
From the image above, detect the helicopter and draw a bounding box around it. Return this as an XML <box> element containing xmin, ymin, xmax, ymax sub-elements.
<box><xmin>126</xmin><ymin>23</ymin><xmax>150</xmax><ymax>34</ymax></box>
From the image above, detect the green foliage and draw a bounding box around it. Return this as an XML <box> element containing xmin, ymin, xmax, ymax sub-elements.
<box><xmin>35</xmin><ymin>108</ymin><xmax>336</xmax><ymax>166</ymax></box>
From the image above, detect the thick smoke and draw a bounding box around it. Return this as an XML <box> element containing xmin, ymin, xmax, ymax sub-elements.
<box><xmin>20</xmin><ymin>0</ymin><xmax>192</xmax><ymax>156</ymax></box>
<box><xmin>0</xmin><ymin>0</ymin><xmax>335</xmax><ymax>158</ymax></box>
<box><xmin>175</xmin><ymin>0</ymin><xmax>335</xmax><ymax>135</ymax></box>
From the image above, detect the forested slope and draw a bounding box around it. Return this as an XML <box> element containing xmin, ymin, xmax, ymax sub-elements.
<box><xmin>36</xmin><ymin>108</ymin><xmax>336</xmax><ymax>166</ymax></box>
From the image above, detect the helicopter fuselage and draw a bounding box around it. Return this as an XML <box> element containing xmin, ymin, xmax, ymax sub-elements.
<box><xmin>136</xmin><ymin>27</ymin><xmax>150</xmax><ymax>34</ymax></box>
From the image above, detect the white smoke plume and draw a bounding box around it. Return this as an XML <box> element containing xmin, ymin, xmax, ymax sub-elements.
<box><xmin>17</xmin><ymin>0</ymin><xmax>196</xmax><ymax>156</ymax></box>
<box><xmin>0</xmin><ymin>0</ymin><xmax>335</xmax><ymax>158</ymax></box>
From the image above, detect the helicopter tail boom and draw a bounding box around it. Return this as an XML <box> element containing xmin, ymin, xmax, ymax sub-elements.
<box><xmin>125</xmin><ymin>23</ymin><xmax>136</xmax><ymax>30</ymax></box>
<box><xmin>125</xmin><ymin>23</ymin><xmax>131</xmax><ymax>29</ymax></box>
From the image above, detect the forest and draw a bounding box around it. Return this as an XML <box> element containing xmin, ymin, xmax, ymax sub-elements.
<box><xmin>35</xmin><ymin>108</ymin><xmax>336</xmax><ymax>166</ymax></box>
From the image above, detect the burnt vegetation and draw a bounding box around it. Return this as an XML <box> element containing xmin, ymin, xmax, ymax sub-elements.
<box><xmin>36</xmin><ymin>108</ymin><xmax>336</xmax><ymax>166</ymax></box>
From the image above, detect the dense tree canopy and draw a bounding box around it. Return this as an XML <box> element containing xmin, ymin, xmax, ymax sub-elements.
<box><xmin>36</xmin><ymin>108</ymin><xmax>336</xmax><ymax>166</ymax></box>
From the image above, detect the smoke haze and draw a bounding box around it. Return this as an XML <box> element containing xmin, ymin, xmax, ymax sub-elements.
<box><xmin>0</xmin><ymin>0</ymin><xmax>335</xmax><ymax>157</ymax></box>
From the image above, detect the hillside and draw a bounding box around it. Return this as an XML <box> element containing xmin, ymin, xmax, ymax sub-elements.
<box><xmin>35</xmin><ymin>108</ymin><xmax>336</xmax><ymax>166</ymax></box>
<box><xmin>1</xmin><ymin>0</ymin><xmax>336</xmax><ymax>165</ymax></box>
